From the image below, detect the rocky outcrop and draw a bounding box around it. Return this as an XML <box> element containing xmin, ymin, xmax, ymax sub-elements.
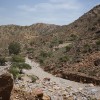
<box><xmin>62</xmin><ymin>72</ymin><xmax>100</xmax><ymax>85</ymax></box>
<box><xmin>0</xmin><ymin>73</ymin><xmax>13</xmax><ymax>100</ymax></box>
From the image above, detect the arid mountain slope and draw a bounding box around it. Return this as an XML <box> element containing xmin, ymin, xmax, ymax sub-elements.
<box><xmin>0</xmin><ymin>23</ymin><xmax>59</xmax><ymax>54</ymax></box>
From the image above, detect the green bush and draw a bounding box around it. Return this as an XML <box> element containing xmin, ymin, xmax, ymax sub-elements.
<box><xmin>40</xmin><ymin>51</ymin><xmax>48</xmax><ymax>58</ymax></box>
<box><xmin>59</xmin><ymin>56</ymin><xmax>69</xmax><ymax>62</ymax></box>
<box><xmin>17</xmin><ymin>74</ymin><xmax>23</xmax><ymax>80</ymax></box>
<box><xmin>38</xmin><ymin>51</ymin><xmax>52</xmax><ymax>65</ymax></box>
<box><xmin>12</xmin><ymin>55</ymin><xmax>25</xmax><ymax>63</ymax></box>
<box><xmin>83</xmin><ymin>44</ymin><xmax>91</xmax><ymax>53</ymax></box>
<box><xmin>9</xmin><ymin>62</ymin><xmax>31</xmax><ymax>79</ymax></box>
<box><xmin>27</xmin><ymin>48</ymin><xmax>34</xmax><ymax>53</ymax></box>
<box><xmin>0</xmin><ymin>57</ymin><xmax>6</xmax><ymax>66</ymax></box>
<box><xmin>39</xmin><ymin>51</ymin><xmax>52</xmax><ymax>58</ymax></box>
<box><xmin>9</xmin><ymin>67</ymin><xmax>20</xmax><ymax>79</ymax></box>
<box><xmin>66</xmin><ymin>45</ymin><xmax>72</xmax><ymax>52</ymax></box>
<box><xmin>38</xmin><ymin>57</ymin><xmax>45</xmax><ymax>65</ymax></box>
<box><xmin>69</xmin><ymin>34</ymin><xmax>77</xmax><ymax>41</ymax></box>
<box><xmin>8</xmin><ymin>42</ymin><xmax>21</xmax><ymax>55</ymax></box>
<box><xmin>51</xmin><ymin>37</ymin><xmax>59</xmax><ymax>46</ymax></box>
<box><xmin>12</xmin><ymin>62</ymin><xmax>31</xmax><ymax>70</ymax></box>
<box><xmin>30</xmin><ymin>75</ymin><xmax>38</xmax><ymax>83</ymax></box>
<box><xmin>96</xmin><ymin>40</ymin><xmax>100</xmax><ymax>46</ymax></box>
<box><xmin>19</xmin><ymin>63</ymin><xmax>31</xmax><ymax>69</ymax></box>
<box><xmin>59</xmin><ymin>40</ymin><xmax>63</xmax><ymax>44</ymax></box>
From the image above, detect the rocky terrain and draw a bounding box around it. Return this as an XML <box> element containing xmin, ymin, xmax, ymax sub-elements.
<box><xmin>10</xmin><ymin>58</ymin><xmax>100</xmax><ymax>100</ymax></box>
<box><xmin>0</xmin><ymin>5</ymin><xmax>100</xmax><ymax>84</ymax></box>
<box><xmin>0</xmin><ymin>57</ymin><xmax>100</xmax><ymax>100</ymax></box>
<box><xmin>0</xmin><ymin>4</ymin><xmax>100</xmax><ymax>100</ymax></box>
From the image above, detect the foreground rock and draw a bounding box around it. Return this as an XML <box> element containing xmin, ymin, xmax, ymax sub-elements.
<box><xmin>34</xmin><ymin>88</ymin><xmax>43</xmax><ymax>99</ymax></box>
<box><xmin>0</xmin><ymin>73</ymin><xmax>13</xmax><ymax>100</ymax></box>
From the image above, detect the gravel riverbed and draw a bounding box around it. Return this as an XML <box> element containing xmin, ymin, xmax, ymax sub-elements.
<box><xmin>13</xmin><ymin>57</ymin><xmax>100</xmax><ymax>100</ymax></box>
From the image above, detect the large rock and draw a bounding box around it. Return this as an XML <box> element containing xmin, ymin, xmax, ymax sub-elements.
<box><xmin>0</xmin><ymin>73</ymin><xmax>13</xmax><ymax>100</ymax></box>
<box><xmin>33</xmin><ymin>88</ymin><xmax>43</xmax><ymax>99</ymax></box>
<box><xmin>33</xmin><ymin>89</ymin><xmax>51</xmax><ymax>100</ymax></box>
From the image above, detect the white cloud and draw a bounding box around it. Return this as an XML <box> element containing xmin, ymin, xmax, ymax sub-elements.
<box><xmin>18</xmin><ymin>0</ymin><xmax>81</xmax><ymax>12</ymax></box>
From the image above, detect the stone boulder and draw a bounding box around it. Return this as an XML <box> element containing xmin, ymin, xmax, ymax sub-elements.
<box><xmin>34</xmin><ymin>88</ymin><xmax>43</xmax><ymax>99</ymax></box>
<box><xmin>0</xmin><ymin>73</ymin><xmax>13</xmax><ymax>100</ymax></box>
<box><xmin>33</xmin><ymin>89</ymin><xmax>51</xmax><ymax>100</ymax></box>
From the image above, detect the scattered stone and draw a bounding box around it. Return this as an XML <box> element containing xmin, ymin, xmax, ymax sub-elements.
<box><xmin>43</xmin><ymin>77</ymin><xmax>50</xmax><ymax>81</ymax></box>
<box><xmin>78</xmin><ymin>87</ymin><xmax>83</xmax><ymax>91</ymax></box>
<box><xmin>12</xmin><ymin>58</ymin><xmax>100</xmax><ymax>100</ymax></box>
<box><xmin>89</xmin><ymin>83</ymin><xmax>94</xmax><ymax>87</ymax></box>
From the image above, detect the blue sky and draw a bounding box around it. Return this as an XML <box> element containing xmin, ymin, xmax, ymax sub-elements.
<box><xmin>0</xmin><ymin>0</ymin><xmax>100</xmax><ymax>25</ymax></box>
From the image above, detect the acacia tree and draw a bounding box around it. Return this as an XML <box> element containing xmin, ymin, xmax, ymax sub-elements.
<box><xmin>8</xmin><ymin>42</ymin><xmax>21</xmax><ymax>55</ymax></box>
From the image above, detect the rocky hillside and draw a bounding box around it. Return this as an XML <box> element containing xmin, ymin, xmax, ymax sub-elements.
<box><xmin>0</xmin><ymin>5</ymin><xmax>100</xmax><ymax>83</ymax></box>
<box><xmin>0</xmin><ymin>23</ymin><xmax>59</xmax><ymax>55</ymax></box>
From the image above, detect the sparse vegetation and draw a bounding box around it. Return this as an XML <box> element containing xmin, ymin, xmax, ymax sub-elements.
<box><xmin>83</xmin><ymin>44</ymin><xmax>91</xmax><ymax>53</ymax></box>
<box><xmin>11</xmin><ymin>62</ymin><xmax>31</xmax><ymax>70</ymax></box>
<box><xmin>51</xmin><ymin>37</ymin><xmax>59</xmax><ymax>47</ymax></box>
<box><xmin>69</xmin><ymin>34</ymin><xmax>77</xmax><ymax>41</ymax></box>
<box><xmin>89</xmin><ymin>70</ymin><xmax>97</xmax><ymax>76</ymax></box>
<box><xmin>0</xmin><ymin>56</ymin><xmax>6</xmax><ymax>66</ymax></box>
<box><xmin>66</xmin><ymin>45</ymin><xmax>72</xmax><ymax>52</ymax></box>
<box><xmin>40</xmin><ymin>51</ymin><xmax>48</xmax><ymax>58</ymax></box>
<box><xmin>59</xmin><ymin>56</ymin><xmax>69</xmax><ymax>62</ymax></box>
<box><xmin>96</xmin><ymin>39</ymin><xmax>100</xmax><ymax>46</ymax></box>
<box><xmin>9</xmin><ymin>55</ymin><xmax>31</xmax><ymax>79</ymax></box>
<box><xmin>30</xmin><ymin>75</ymin><xmax>38</xmax><ymax>83</ymax></box>
<box><xmin>12</xmin><ymin>55</ymin><xmax>25</xmax><ymax>62</ymax></box>
<box><xmin>78</xmin><ymin>67</ymin><xmax>86</xmax><ymax>74</ymax></box>
<box><xmin>38</xmin><ymin>57</ymin><xmax>45</xmax><ymax>65</ymax></box>
<box><xmin>9</xmin><ymin>62</ymin><xmax>31</xmax><ymax>79</ymax></box>
<box><xmin>9</xmin><ymin>67</ymin><xmax>20</xmax><ymax>79</ymax></box>
<box><xmin>58</xmin><ymin>40</ymin><xmax>63</xmax><ymax>44</ymax></box>
<box><xmin>8</xmin><ymin>42</ymin><xmax>21</xmax><ymax>55</ymax></box>
<box><xmin>27</xmin><ymin>48</ymin><xmax>34</xmax><ymax>53</ymax></box>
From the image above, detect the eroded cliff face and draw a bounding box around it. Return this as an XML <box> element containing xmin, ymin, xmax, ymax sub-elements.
<box><xmin>0</xmin><ymin>73</ymin><xmax>13</xmax><ymax>100</ymax></box>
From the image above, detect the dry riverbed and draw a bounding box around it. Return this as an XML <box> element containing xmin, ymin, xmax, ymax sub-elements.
<box><xmin>13</xmin><ymin>57</ymin><xmax>100</xmax><ymax>100</ymax></box>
